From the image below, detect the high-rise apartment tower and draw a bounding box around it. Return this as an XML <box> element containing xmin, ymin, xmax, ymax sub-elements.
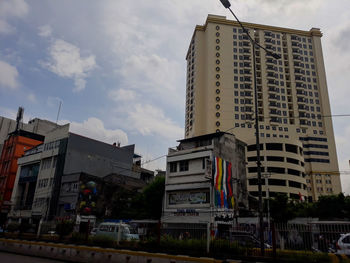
<box><xmin>185</xmin><ymin>15</ymin><xmax>341</xmax><ymax>201</ymax></box>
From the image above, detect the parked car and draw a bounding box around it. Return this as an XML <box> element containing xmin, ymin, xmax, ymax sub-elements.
<box><xmin>336</xmin><ymin>233</ymin><xmax>350</xmax><ymax>255</ymax></box>
<box><xmin>95</xmin><ymin>222</ymin><xmax>139</xmax><ymax>241</ymax></box>
<box><xmin>90</xmin><ymin>228</ymin><xmax>97</xmax><ymax>236</ymax></box>
<box><xmin>229</xmin><ymin>231</ymin><xmax>271</xmax><ymax>249</ymax></box>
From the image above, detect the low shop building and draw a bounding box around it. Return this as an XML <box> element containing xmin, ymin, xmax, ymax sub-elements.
<box><xmin>162</xmin><ymin>132</ymin><xmax>248</xmax><ymax>230</ymax></box>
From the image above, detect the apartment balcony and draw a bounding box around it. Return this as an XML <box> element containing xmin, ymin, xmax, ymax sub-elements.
<box><xmin>291</xmin><ymin>35</ymin><xmax>301</xmax><ymax>41</ymax></box>
<box><xmin>266</xmin><ymin>71</ymin><xmax>275</xmax><ymax>77</ymax></box>
<box><xmin>267</xmin><ymin>79</ymin><xmax>277</xmax><ymax>85</ymax></box>
<box><xmin>266</xmin><ymin>59</ymin><xmax>275</xmax><ymax>66</ymax></box>
<box><xmin>291</xmin><ymin>41</ymin><xmax>301</xmax><ymax>48</ymax></box>
<box><xmin>268</xmin><ymin>94</ymin><xmax>279</xmax><ymax>101</ymax></box>
<box><xmin>243</xmin><ymin>55</ymin><xmax>251</xmax><ymax>61</ymax></box>
<box><xmin>244</xmin><ymin>69</ymin><xmax>251</xmax><ymax>75</ymax></box>
<box><xmin>268</xmin><ymin>86</ymin><xmax>278</xmax><ymax>93</ymax></box>
<box><xmin>245</xmin><ymin>99</ymin><xmax>253</xmax><ymax>105</ymax></box>
<box><xmin>270</xmin><ymin>109</ymin><xmax>281</xmax><ymax>116</ymax></box>
<box><xmin>266</xmin><ymin>65</ymin><xmax>275</xmax><ymax>71</ymax></box>
<box><xmin>243</xmin><ymin>62</ymin><xmax>251</xmax><ymax>68</ymax></box>
<box><xmin>270</xmin><ymin>117</ymin><xmax>281</xmax><ymax>124</ymax></box>
<box><xmin>299</xmin><ymin>119</ymin><xmax>309</xmax><ymax>127</ymax></box>
<box><xmin>298</xmin><ymin>104</ymin><xmax>307</xmax><ymax>112</ymax></box>
<box><xmin>245</xmin><ymin>106</ymin><xmax>253</xmax><ymax>112</ymax></box>
<box><xmin>269</xmin><ymin>101</ymin><xmax>279</xmax><ymax>108</ymax></box>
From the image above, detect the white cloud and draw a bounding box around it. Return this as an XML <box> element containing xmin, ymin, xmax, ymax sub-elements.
<box><xmin>66</xmin><ymin>117</ymin><xmax>128</xmax><ymax>146</ymax></box>
<box><xmin>109</xmin><ymin>89</ymin><xmax>136</xmax><ymax>102</ymax></box>
<box><xmin>125</xmin><ymin>104</ymin><xmax>183</xmax><ymax>140</ymax></box>
<box><xmin>42</xmin><ymin>39</ymin><xmax>96</xmax><ymax>92</ymax></box>
<box><xmin>27</xmin><ymin>93</ymin><xmax>36</xmax><ymax>103</ymax></box>
<box><xmin>0</xmin><ymin>60</ymin><xmax>19</xmax><ymax>89</ymax></box>
<box><xmin>0</xmin><ymin>0</ymin><xmax>28</xmax><ymax>34</ymax></box>
<box><xmin>38</xmin><ymin>24</ymin><xmax>52</xmax><ymax>38</ymax></box>
<box><xmin>46</xmin><ymin>96</ymin><xmax>62</xmax><ymax>108</ymax></box>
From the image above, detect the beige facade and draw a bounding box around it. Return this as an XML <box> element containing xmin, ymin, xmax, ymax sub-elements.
<box><xmin>185</xmin><ymin>15</ymin><xmax>341</xmax><ymax>201</ymax></box>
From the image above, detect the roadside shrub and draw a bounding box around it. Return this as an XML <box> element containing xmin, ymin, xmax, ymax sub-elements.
<box><xmin>70</xmin><ymin>232</ymin><xmax>90</xmax><ymax>244</ymax></box>
<box><xmin>158</xmin><ymin>235</ymin><xmax>206</xmax><ymax>256</ymax></box>
<box><xmin>56</xmin><ymin>220</ymin><xmax>74</xmax><ymax>238</ymax></box>
<box><xmin>277</xmin><ymin>250</ymin><xmax>331</xmax><ymax>263</ymax></box>
<box><xmin>91</xmin><ymin>235</ymin><xmax>115</xmax><ymax>248</ymax></box>
<box><xmin>19</xmin><ymin>223</ymin><xmax>35</xmax><ymax>233</ymax></box>
<box><xmin>7</xmin><ymin>223</ymin><xmax>20</xmax><ymax>232</ymax></box>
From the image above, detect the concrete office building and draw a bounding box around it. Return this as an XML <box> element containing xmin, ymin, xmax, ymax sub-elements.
<box><xmin>9</xmin><ymin>124</ymin><xmax>152</xmax><ymax>227</ymax></box>
<box><xmin>162</xmin><ymin>132</ymin><xmax>247</xmax><ymax>228</ymax></box>
<box><xmin>0</xmin><ymin>116</ymin><xmax>59</xmax><ymax>154</ymax></box>
<box><xmin>185</xmin><ymin>15</ymin><xmax>341</xmax><ymax>201</ymax></box>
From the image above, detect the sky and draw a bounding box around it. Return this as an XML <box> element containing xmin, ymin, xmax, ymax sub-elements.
<box><xmin>0</xmin><ymin>0</ymin><xmax>349</xmax><ymax>193</ymax></box>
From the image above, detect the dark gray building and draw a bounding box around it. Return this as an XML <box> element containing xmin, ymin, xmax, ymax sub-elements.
<box><xmin>9</xmin><ymin>125</ymin><xmax>153</xmax><ymax>226</ymax></box>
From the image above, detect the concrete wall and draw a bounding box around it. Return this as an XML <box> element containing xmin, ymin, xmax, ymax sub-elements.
<box><xmin>0</xmin><ymin>238</ymin><xmax>234</xmax><ymax>263</ymax></box>
<box><xmin>64</xmin><ymin>133</ymin><xmax>137</xmax><ymax>179</ymax></box>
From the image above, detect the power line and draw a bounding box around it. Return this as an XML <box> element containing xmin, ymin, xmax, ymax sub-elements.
<box><xmin>141</xmin><ymin>154</ymin><xmax>167</xmax><ymax>166</ymax></box>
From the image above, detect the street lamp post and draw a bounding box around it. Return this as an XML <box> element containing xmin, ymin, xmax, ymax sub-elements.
<box><xmin>218</xmin><ymin>0</ymin><xmax>281</xmax><ymax>256</ymax></box>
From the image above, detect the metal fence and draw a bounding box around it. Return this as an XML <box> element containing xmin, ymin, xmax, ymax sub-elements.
<box><xmin>159</xmin><ymin>220</ymin><xmax>350</xmax><ymax>258</ymax></box>
<box><xmin>275</xmin><ymin>221</ymin><xmax>350</xmax><ymax>252</ymax></box>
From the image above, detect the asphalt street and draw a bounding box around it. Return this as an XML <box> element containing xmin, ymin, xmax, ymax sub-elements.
<box><xmin>0</xmin><ymin>251</ymin><xmax>65</xmax><ymax>263</ymax></box>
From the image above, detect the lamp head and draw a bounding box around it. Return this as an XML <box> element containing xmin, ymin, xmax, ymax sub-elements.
<box><xmin>219</xmin><ymin>0</ymin><xmax>231</xmax><ymax>8</ymax></box>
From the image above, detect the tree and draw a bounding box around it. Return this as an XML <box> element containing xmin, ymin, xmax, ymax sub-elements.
<box><xmin>56</xmin><ymin>220</ymin><xmax>74</xmax><ymax>238</ymax></box>
<box><xmin>316</xmin><ymin>193</ymin><xmax>346</xmax><ymax>220</ymax></box>
<box><xmin>269</xmin><ymin>193</ymin><xmax>296</xmax><ymax>223</ymax></box>
<box><xmin>140</xmin><ymin>176</ymin><xmax>165</xmax><ymax>219</ymax></box>
<box><xmin>107</xmin><ymin>176</ymin><xmax>165</xmax><ymax>220</ymax></box>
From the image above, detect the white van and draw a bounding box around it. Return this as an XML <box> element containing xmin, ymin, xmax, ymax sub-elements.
<box><xmin>95</xmin><ymin>222</ymin><xmax>139</xmax><ymax>241</ymax></box>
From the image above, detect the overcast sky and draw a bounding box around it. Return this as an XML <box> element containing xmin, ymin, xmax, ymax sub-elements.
<box><xmin>0</xmin><ymin>0</ymin><xmax>349</xmax><ymax>193</ymax></box>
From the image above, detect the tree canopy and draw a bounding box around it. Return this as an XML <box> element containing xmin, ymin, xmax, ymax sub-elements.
<box><xmin>267</xmin><ymin>193</ymin><xmax>350</xmax><ymax>222</ymax></box>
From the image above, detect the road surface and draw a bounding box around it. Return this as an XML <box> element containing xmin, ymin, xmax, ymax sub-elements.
<box><xmin>0</xmin><ymin>251</ymin><xmax>65</xmax><ymax>262</ymax></box>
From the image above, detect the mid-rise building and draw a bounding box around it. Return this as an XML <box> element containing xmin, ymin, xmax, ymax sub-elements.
<box><xmin>0</xmin><ymin>130</ymin><xmax>44</xmax><ymax>223</ymax></box>
<box><xmin>162</xmin><ymin>132</ymin><xmax>247</xmax><ymax>229</ymax></box>
<box><xmin>184</xmin><ymin>15</ymin><xmax>341</xmax><ymax>201</ymax></box>
<box><xmin>0</xmin><ymin>116</ymin><xmax>59</xmax><ymax>154</ymax></box>
<box><xmin>9</xmin><ymin>124</ymin><xmax>153</xmax><ymax>228</ymax></box>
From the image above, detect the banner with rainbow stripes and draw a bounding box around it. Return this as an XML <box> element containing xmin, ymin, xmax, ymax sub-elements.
<box><xmin>213</xmin><ymin>156</ymin><xmax>235</xmax><ymax>209</ymax></box>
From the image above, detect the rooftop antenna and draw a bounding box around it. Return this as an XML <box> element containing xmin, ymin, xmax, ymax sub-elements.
<box><xmin>15</xmin><ymin>106</ymin><xmax>24</xmax><ymax>132</ymax></box>
<box><xmin>55</xmin><ymin>100</ymin><xmax>62</xmax><ymax>125</ymax></box>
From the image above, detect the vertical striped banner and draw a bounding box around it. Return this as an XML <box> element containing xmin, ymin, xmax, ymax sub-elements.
<box><xmin>213</xmin><ymin>157</ymin><xmax>235</xmax><ymax>209</ymax></box>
